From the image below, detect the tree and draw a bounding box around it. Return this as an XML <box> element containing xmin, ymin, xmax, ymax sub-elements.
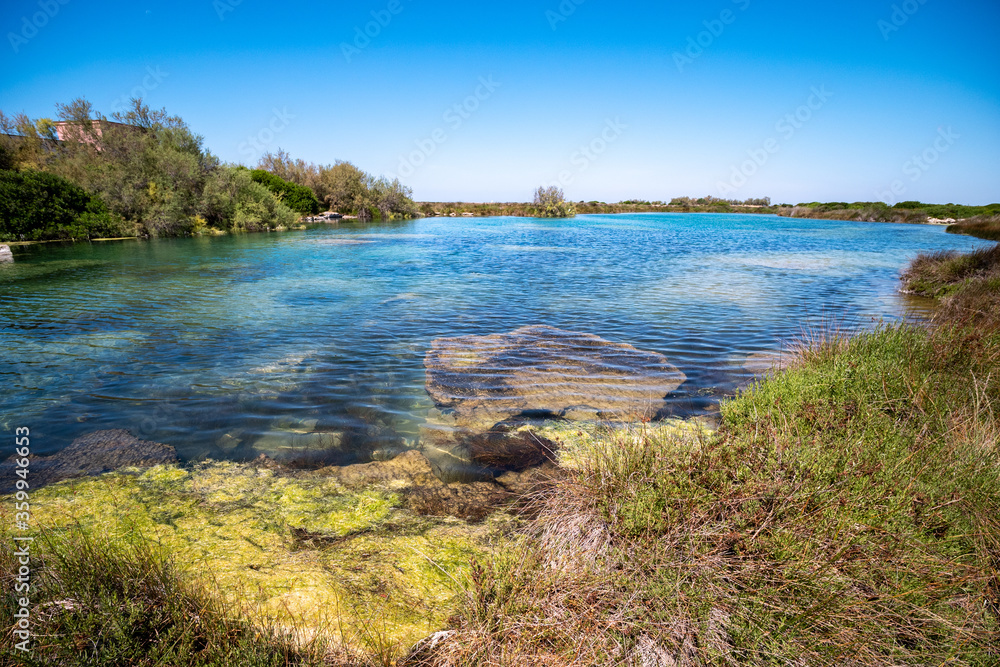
<box><xmin>532</xmin><ymin>186</ymin><xmax>576</xmax><ymax>218</ymax></box>
<box><xmin>0</xmin><ymin>169</ymin><xmax>125</xmax><ymax>241</ymax></box>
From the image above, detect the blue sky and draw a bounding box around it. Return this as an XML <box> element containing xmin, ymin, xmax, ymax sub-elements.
<box><xmin>1</xmin><ymin>0</ymin><xmax>998</xmax><ymax>204</ymax></box>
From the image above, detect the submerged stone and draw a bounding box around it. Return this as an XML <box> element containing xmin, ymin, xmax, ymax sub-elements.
<box><xmin>422</xmin><ymin>326</ymin><xmax>686</xmax><ymax>476</ymax></box>
<box><xmin>319</xmin><ymin>449</ymin><xmax>526</xmax><ymax>522</ymax></box>
<box><xmin>0</xmin><ymin>429</ymin><xmax>176</xmax><ymax>490</ymax></box>
<box><xmin>424</xmin><ymin>325</ymin><xmax>686</xmax><ymax>428</ymax></box>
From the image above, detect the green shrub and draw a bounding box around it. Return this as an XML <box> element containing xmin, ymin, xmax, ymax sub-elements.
<box><xmin>0</xmin><ymin>169</ymin><xmax>127</xmax><ymax>241</ymax></box>
<box><xmin>250</xmin><ymin>169</ymin><xmax>321</xmax><ymax>215</ymax></box>
<box><xmin>201</xmin><ymin>166</ymin><xmax>297</xmax><ymax>231</ymax></box>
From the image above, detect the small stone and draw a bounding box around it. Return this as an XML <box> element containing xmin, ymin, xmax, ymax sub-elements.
<box><xmin>0</xmin><ymin>245</ymin><xmax>12</xmax><ymax>263</ymax></box>
<box><xmin>1</xmin><ymin>429</ymin><xmax>176</xmax><ymax>490</ymax></box>
<box><xmin>216</xmin><ymin>433</ymin><xmax>243</xmax><ymax>452</ymax></box>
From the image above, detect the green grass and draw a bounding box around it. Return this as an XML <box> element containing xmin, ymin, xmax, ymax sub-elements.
<box><xmin>436</xmin><ymin>251</ymin><xmax>1000</xmax><ymax>665</ymax></box>
<box><xmin>902</xmin><ymin>244</ymin><xmax>1000</xmax><ymax>298</ymax></box>
<box><xmin>0</xmin><ymin>529</ymin><xmax>316</xmax><ymax>666</ymax></box>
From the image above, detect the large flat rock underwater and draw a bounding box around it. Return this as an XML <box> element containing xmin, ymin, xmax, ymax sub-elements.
<box><xmin>422</xmin><ymin>325</ymin><xmax>687</xmax><ymax>479</ymax></box>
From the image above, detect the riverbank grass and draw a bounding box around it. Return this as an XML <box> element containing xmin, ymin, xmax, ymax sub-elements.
<box><xmin>0</xmin><ymin>529</ymin><xmax>314</xmax><ymax>666</ymax></box>
<box><xmin>440</xmin><ymin>255</ymin><xmax>1000</xmax><ymax>664</ymax></box>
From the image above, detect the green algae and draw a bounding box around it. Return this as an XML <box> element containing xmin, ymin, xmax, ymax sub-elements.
<box><xmin>526</xmin><ymin>418</ymin><xmax>716</xmax><ymax>471</ymax></box>
<box><xmin>17</xmin><ymin>459</ymin><xmax>485</xmax><ymax>652</ymax></box>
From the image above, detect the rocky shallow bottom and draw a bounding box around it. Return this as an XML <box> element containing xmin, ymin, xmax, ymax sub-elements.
<box><xmin>4</xmin><ymin>418</ymin><xmax>713</xmax><ymax>652</ymax></box>
<box><xmin>2</xmin><ymin>325</ymin><xmax>714</xmax><ymax>651</ymax></box>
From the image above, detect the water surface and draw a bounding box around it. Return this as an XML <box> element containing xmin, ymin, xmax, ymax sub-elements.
<box><xmin>0</xmin><ymin>213</ymin><xmax>988</xmax><ymax>462</ymax></box>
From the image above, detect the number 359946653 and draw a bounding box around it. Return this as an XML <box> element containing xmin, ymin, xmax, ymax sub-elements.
<box><xmin>14</xmin><ymin>428</ymin><xmax>30</xmax><ymax>522</ymax></box>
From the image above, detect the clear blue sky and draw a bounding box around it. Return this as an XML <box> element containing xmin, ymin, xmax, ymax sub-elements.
<box><xmin>2</xmin><ymin>0</ymin><xmax>998</xmax><ymax>204</ymax></box>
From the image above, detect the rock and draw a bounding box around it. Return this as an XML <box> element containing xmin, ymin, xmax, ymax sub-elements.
<box><xmin>0</xmin><ymin>245</ymin><xmax>12</xmax><ymax>263</ymax></box>
<box><xmin>1</xmin><ymin>429</ymin><xmax>176</xmax><ymax>490</ymax></box>
<box><xmin>559</xmin><ymin>405</ymin><xmax>603</xmax><ymax>421</ymax></box>
<box><xmin>321</xmin><ymin>449</ymin><xmax>517</xmax><ymax>522</ymax></box>
<box><xmin>252</xmin><ymin>429</ymin><xmax>344</xmax><ymax>466</ymax></box>
<box><xmin>422</xmin><ymin>326</ymin><xmax>685</xmax><ymax>475</ymax></box>
<box><xmin>216</xmin><ymin>433</ymin><xmax>242</xmax><ymax>453</ymax></box>
<box><xmin>743</xmin><ymin>351</ymin><xmax>791</xmax><ymax>375</ymax></box>
<box><xmin>326</xmin><ymin>449</ymin><xmax>438</xmax><ymax>489</ymax></box>
<box><xmin>425</xmin><ymin>325</ymin><xmax>686</xmax><ymax>429</ymax></box>
<box><xmin>465</xmin><ymin>418</ymin><xmax>559</xmax><ymax>471</ymax></box>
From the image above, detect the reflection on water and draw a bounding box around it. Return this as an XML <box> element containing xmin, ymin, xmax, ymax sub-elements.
<box><xmin>0</xmin><ymin>214</ymin><xmax>990</xmax><ymax>464</ymax></box>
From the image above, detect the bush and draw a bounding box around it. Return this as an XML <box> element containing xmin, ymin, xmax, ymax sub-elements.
<box><xmin>250</xmin><ymin>169</ymin><xmax>321</xmax><ymax>215</ymax></box>
<box><xmin>201</xmin><ymin>166</ymin><xmax>297</xmax><ymax>231</ymax></box>
<box><xmin>532</xmin><ymin>186</ymin><xmax>576</xmax><ymax>218</ymax></box>
<box><xmin>0</xmin><ymin>169</ymin><xmax>127</xmax><ymax>241</ymax></box>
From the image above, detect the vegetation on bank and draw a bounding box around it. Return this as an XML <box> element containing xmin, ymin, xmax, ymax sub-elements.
<box><xmin>0</xmin><ymin>169</ymin><xmax>126</xmax><ymax>241</ymax></box>
<box><xmin>947</xmin><ymin>217</ymin><xmax>1000</xmax><ymax>242</ymax></box>
<box><xmin>257</xmin><ymin>149</ymin><xmax>417</xmax><ymax>221</ymax></box>
<box><xmin>424</xmin><ymin>246</ymin><xmax>1000</xmax><ymax>664</ymax></box>
<box><xmin>0</xmin><ymin>99</ymin><xmax>414</xmax><ymax>242</ymax></box>
<box><xmin>532</xmin><ymin>186</ymin><xmax>576</xmax><ymax>218</ymax></box>
<box><xmin>0</xmin><ymin>456</ymin><xmax>496</xmax><ymax>665</ymax></box>
<box><xmin>250</xmin><ymin>168</ymin><xmax>322</xmax><ymax>216</ymax></box>
<box><xmin>0</xmin><ymin>530</ymin><xmax>311</xmax><ymax>666</ymax></box>
<box><xmin>418</xmin><ymin>197</ymin><xmax>1000</xmax><ymax>230</ymax></box>
<box><xmin>902</xmin><ymin>243</ymin><xmax>1000</xmax><ymax>326</ymax></box>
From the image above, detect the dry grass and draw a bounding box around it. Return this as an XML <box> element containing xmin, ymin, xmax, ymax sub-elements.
<box><xmin>947</xmin><ymin>216</ymin><xmax>1000</xmax><ymax>242</ymax></box>
<box><xmin>419</xmin><ymin>252</ymin><xmax>1000</xmax><ymax>665</ymax></box>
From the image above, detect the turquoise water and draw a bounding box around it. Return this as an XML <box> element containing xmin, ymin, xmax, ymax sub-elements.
<box><xmin>0</xmin><ymin>213</ymin><xmax>989</xmax><ymax>463</ymax></box>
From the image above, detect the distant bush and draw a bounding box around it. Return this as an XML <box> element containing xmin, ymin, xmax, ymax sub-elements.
<box><xmin>533</xmin><ymin>186</ymin><xmax>576</xmax><ymax>218</ymax></box>
<box><xmin>0</xmin><ymin>169</ymin><xmax>127</xmax><ymax>241</ymax></box>
<box><xmin>250</xmin><ymin>169</ymin><xmax>321</xmax><ymax>215</ymax></box>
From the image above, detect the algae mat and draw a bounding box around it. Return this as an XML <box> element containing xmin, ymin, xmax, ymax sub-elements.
<box><xmin>5</xmin><ymin>460</ymin><xmax>496</xmax><ymax>650</ymax></box>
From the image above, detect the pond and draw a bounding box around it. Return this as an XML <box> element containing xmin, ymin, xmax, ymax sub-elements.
<box><xmin>0</xmin><ymin>213</ymin><xmax>988</xmax><ymax>465</ymax></box>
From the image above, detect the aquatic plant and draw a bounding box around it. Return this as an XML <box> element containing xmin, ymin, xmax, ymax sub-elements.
<box><xmin>2</xmin><ymin>458</ymin><xmax>494</xmax><ymax>661</ymax></box>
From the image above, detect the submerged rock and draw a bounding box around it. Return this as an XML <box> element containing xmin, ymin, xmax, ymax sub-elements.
<box><xmin>320</xmin><ymin>449</ymin><xmax>531</xmax><ymax>522</ymax></box>
<box><xmin>251</xmin><ymin>416</ymin><xmax>407</xmax><ymax>468</ymax></box>
<box><xmin>1</xmin><ymin>429</ymin><xmax>176</xmax><ymax>490</ymax></box>
<box><xmin>422</xmin><ymin>326</ymin><xmax>686</xmax><ymax>476</ymax></box>
<box><xmin>425</xmin><ymin>325</ymin><xmax>686</xmax><ymax>428</ymax></box>
<box><xmin>0</xmin><ymin>245</ymin><xmax>12</xmax><ymax>263</ymax></box>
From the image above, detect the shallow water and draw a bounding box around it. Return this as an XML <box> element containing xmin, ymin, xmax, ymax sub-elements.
<box><xmin>0</xmin><ymin>213</ymin><xmax>988</xmax><ymax>462</ymax></box>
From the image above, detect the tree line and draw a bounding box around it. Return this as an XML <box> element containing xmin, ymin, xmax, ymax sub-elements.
<box><xmin>0</xmin><ymin>98</ymin><xmax>415</xmax><ymax>242</ymax></box>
